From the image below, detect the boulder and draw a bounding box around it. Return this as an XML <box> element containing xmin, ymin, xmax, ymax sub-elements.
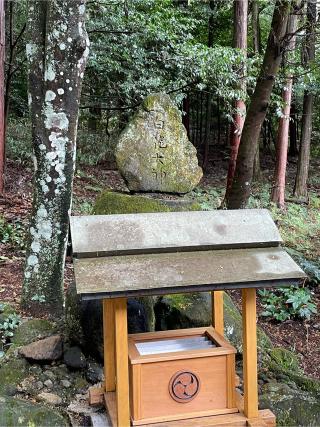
<box><xmin>12</xmin><ymin>319</ymin><xmax>58</xmax><ymax>347</ymax></box>
<box><xmin>19</xmin><ymin>335</ymin><xmax>63</xmax><ymax>362</ymax></box>
<box><xmin>0</xmin><ymin>396</ymin><xmax>68</xmax><ymax>426</ymax></box>
<box><xmin>64</xmin><ymin>346</ymin><xmax>87</xmax><ymax>370</ymax></box>
<box><xmin>115</xmin><ymin>93</ymin><xmax>203</xmax><ymax>193</ymax></box>
<box><xmin>154</xmin><ymin>292</ymin><xmax>272</xmax><ymax>354</ymax></box>
<box><xmin>260</xmin><ymin>382</ymin><xmax>320</xmax><ymax>426</ymax></box>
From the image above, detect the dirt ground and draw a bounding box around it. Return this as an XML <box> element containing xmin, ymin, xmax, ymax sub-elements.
<box><xmin>0</xmin><ymin>154</ymin><xmax>319</xmax><ymax>380</ymax></box>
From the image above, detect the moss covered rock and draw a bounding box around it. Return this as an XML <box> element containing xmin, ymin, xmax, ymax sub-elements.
<box><xmin>12</xmin><ymin>319</ymin><xmax>58</xmax><ymax>347</ymax></box>
<box><xmin>115</xmin><ymin>93</ymin><xmax>203</xmax><ymax>193</ymax></box>
<box><xmin>0</xmin><ymin>396</ymin><xmax>68</xmax><ymax>426</ymax></box>
<box><xmin>259</xmin><ymin>382</ymin><xmax>320</xmax><ymax>426</ymax></box>
<box><xmin>0</xmin><ymin>358</ymin><xmax>30</xmax><ymax>396</ymax></box>
<box><xmin>94</xmin><ymin>191</ymin><xmax>170</xmax><ymax>215</ymax></box>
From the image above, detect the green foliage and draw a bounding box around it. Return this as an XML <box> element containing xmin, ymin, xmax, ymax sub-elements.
<box><xmin>84</xmin><ymin>0</ymin><xmax>244</xmax><ymax>116</ymax></box>
<box><xmin>259</xmin><ymin>287</ymin><xmax>317</xmax><ymax>322</ymax></box>
<box><xmin>271</xmin><ymin>196</ymin><xmax>320</xmax><ymax>260</ymax></box>
<box><xmin>190</xmin><ymin>187</ymin><xmax>223</xmax><ymax>210</ymax></box>
<box><xmin>0</xmin><ymin>216</ymin><xmax>25</xmax><ymax>250</ymax></box>
<box><xmin>6</xmin><ymin>119</ymin><xmax>32</xmax><ymax>165</ymax></box>
<box><xmin>76</xmin><ymin>129</ymin><xmax>116</xmax><ymax>165</ymax></box>
<box><xmin>0</xmin><ymin>304</ymin><xmax>21</xmax><ymax>356</ymax></box>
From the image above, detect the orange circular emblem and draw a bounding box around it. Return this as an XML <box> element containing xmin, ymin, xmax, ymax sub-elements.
<box><xmin>169</xmin><ymin>370</ymin><xmax>200</xmax><ymax>403</ymax></box>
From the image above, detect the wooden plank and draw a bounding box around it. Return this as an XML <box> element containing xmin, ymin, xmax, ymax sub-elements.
<box><xmin>212</xmin><ymin>291</ymin><xmax>224</xmax><ymax>335</ymax></box>
<box><xmin>74</xmin><ymin>247</ymin><xmax>306</xmax><ymax>298</ymax></box>
<box><xmin>104</xmin><ymin>392</ymin><xmax>275</xmax><ymax>427</ymax></box>
<box><xmin>104</xmin><ymin>392</ymin><xmax>117</xmax><ymax>427</ymax></box>
<box><xmin>70</xmin><ymin>209</ymin><xmax>282</xmax><ymax>257</ymax></box>
<box><xmin>103</xmin><ymin>299</ymin><xmax>115</xmax><ymax>392</ymax></box>
<box><xmin>135</xmin><ymin>411</ymin><xmax>274</xmax><ymax>427</ymax></box>
<box><xmin>114</xmin><ymin>298</ymin><xmax>130</xmax><ymax>427</ymax></box>
<box><xmin>226</xmin><ymin>353</ymin><xmax>236</xmax><ymax>409</ymax></box>
<box><xmin>242</xmin><ymin>289</ymin><xmax>259</xmax><ymax>419</ymax></box>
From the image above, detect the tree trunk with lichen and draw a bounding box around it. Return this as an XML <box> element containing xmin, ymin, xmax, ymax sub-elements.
<box><xmin>21</xmin><ymin>0</ymin><xmax>89</xmax><ymax>316</ymax></box>
<box><xmin>226</xmin><ymin>0</ymin><xmax>291</xmax><ymax>209</ymax></box>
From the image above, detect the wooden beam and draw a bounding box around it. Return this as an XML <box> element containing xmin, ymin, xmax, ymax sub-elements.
<box><xmin>114</xmin><ymin>297</ymin><xmax>130</xmax><ymax>427</ymax></box>
<box><xmin>242</xmin><ymin>288</ymin><xmax>259</xmax><ymax>419</ymax></box>
<box><xmin>212</xmin><ymin>291</ymin><xmax>224</xmax><ymax>335</ymax></box>
<box><xmin>103</xmin><ymin>299</ymin><xmax>115</xmax><ymax>392</ymax></box>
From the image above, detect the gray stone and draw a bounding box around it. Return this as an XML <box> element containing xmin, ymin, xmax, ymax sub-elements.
<box><xmin>37</xmin><ymin>392</ymin><xmax>62</xmax><ymax>406</ymax></box>
<box><xmin>61</xmin><ymin>379</ymin><xmax>72</xmax><ymax>388</ymax></box>
<box><xmin>64</xmin><ymin>346</ymin><xmax>87</xmax><ymax>369</ymax></box>
<box><xmin>43</xmin><ymin>370</ymin><xmax>56</xmax><ymax>380</ymax></box>
<box><xmin>85</xmin><ymin>361</ymin><xmax>104</xmax><ymax>384</ymax></box>
<box><xmin>36</xmin><ymin>381</ymin><xmax>44</xmax><ymax>390</ymax></box>
<box><xmin>19</xmin><ymin>335</ymin><xmax>63</xmax><ymax>361</ymax></box>
<box><xmin>44</xmin><ymin>379</ymin><xmax>53</xmax><ymax>389</ymax></box>
<box><xmin>115</xmin><ymin>93</ymin><xmax>202</xmax><ymax>193</ymax></box>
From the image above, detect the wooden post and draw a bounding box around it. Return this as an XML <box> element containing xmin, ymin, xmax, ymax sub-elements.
<box><xmin>103</xmin><ymin>299</ymin><xmax>115</xmax><ymax>392</ymax></box>
<box><xmin>114</xmin><ymin>297</ymin><xmax>130</xmax><ymax>427</ymax></box>
<box><xmin>242</xmin><ymin>288</ymin><xmax>259</xmax><ymax>419</ymax></box>
<box><xmin>212</xmin><ymin>290</ymin><xmax>224</xmax><ymax>336</ymax></box>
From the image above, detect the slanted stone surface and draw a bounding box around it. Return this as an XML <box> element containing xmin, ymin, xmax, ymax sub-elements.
<box><xmin>19</xmin><ymin>335</ymin><xmax>63</xmax><ymax>361</ymax></box>
<box><xmin>115</xmin><ymin>93</ymin><xmax>203</xmax><ymax>193</ymax></box>
<box><xmin>0</xmin><ymin>396</ymin><xmax>68</xmax><ymax>426</ymax></box>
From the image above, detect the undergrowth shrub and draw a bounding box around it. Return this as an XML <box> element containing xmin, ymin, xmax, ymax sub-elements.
<box><xmin>0</xmin><ymin>216</ymin><xmax>26</xmax><ymax>251</ymax></box>
<box><xmin>259</xmin><ymin>287</ymin><xmax>317</xmax><ymax>322</ymax></box>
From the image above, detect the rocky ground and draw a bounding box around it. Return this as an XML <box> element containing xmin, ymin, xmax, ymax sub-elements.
<box><xmin>0</xmin><ymin>153</ymin><xmax>320</xmax><ymax>426</ymax></box>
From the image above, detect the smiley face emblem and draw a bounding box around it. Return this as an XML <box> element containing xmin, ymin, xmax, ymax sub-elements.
<box><xmin>169</xmin><ymin>371</ymin><xmax>200</xmax><ymax>403</ymax></box>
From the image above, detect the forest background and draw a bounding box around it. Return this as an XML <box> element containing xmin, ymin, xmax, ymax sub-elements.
<box><xmin>0</xmin><ymin>0</ymin><xmax>320</xmax><ymax>395</ymax></box>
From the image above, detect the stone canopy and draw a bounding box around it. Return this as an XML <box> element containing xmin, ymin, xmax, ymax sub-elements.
<box><xmin>115</xmin><ymin>93</ymin><xmax>203</xmax><ymax>193</ymax></box>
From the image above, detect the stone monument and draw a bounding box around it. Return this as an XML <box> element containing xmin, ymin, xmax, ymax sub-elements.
<box><xmin>115</xmin><ymin>93</ymin><xmax>203</xmax><ymax>193</ymax></box>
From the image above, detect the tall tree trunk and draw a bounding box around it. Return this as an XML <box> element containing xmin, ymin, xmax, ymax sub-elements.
<box><xmin>4</xmin><ymin>3</ymin><xmax>27</xmax><ymax>133</ymax></box>
<box><xmin>289</xmin><ymin>100</ymin><xmax>298</xmax><ymax>155</ymax></box>
<box><xmin>252</xmin><ymin>0</ymin><xmax>261</xmax><ymax>53</ymax></box>
<box><xmin>293</xmin><ymin>0</ymin><xmax>316</xmax><ymax>199</ymax></box>
<box><xmin>21</xmin><ymin>0</ymin><xmax>89</xmax><ymax>316</ymax></box>
<box><xmin>203</xmin><ymin>93</ymin><xmax>212</xmax><ymax>170</ymax></box>
<box><xmin>225</xmin><ymin>0</ymin><xmax>248</xmax><ymax>195</ymax></box>
<box><xmin>252</xmin><ymin>0</ymin><xmax>262</xmax><ymax>181</ymax></box>
<box><xmin>0</xmin><ymin>0</ymin><xmax>4</xmax><ymax>195</ymax></box>
<box><xmin>271</xmin><ymin>2</ymin><xmax>300</xmax><ymax>208</ymax></box>
<box><xmin>226</xmin><ymin>0</ymin><xmax>291</xmax><ymax>209</ymax></box>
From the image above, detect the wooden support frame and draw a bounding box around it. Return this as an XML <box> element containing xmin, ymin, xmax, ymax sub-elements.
<box><xmin>90</xmin><ymin>292</ymin><xmax>274</xmax><ymax>427</ymax></box>
<box><xmin>212</xmin><ymin>290</ymin><xmax>224</xmax><ymax>336</ymax></box>
<box><xmin>114</xmin><ymin>297</ymin><xmax>130</xmax><ymax>427</ymax></box>
<box><xmin>103</xmin><ymin>299</ymin><xmax>115</xmax><ymax>392</ymax></box>
<box><xmin>242</xmin><ymin>288</ymin><xmax>259</xmax><ymax>419</ymax></box>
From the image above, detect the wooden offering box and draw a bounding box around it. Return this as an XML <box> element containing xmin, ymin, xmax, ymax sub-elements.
<box><xmin>128</xmin><ymin>327</ymin><xmax>237</xmax><ymax>425</ymax></box>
